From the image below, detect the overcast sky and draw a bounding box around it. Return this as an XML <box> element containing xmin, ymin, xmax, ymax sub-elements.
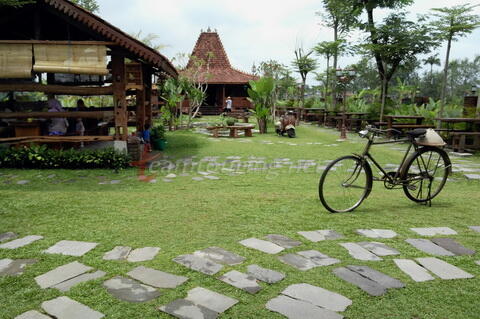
<box><xmin>97</xmin><ymin>0</ymin><xmax>480</xmax><ymax>83</ymax></box>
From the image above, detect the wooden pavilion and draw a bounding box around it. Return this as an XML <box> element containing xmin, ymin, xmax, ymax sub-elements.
<box><xmin>181</xmin><ymin>30</ymin><xmax>258</xmax><ymax>115</ymax></box>
<box><xmin>0</xmin><ymin>0</ymin><xmax>177</xmax><ymax>148</ymax></box>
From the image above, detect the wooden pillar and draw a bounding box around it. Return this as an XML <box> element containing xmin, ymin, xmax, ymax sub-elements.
<box><xmin>136</xmin><ymin>89</ymin><xmax>145</xmax><ymax>132</ymax></box>
<box><xmin>221</xmin><ymin>85</ymin><xmax>226</xmax><ymax>111</ymax></box>
<box><xmin>111</xmin><ymin>53</ymin><xmax>128</xmax><ymax>140</ymax></box>
<box><xmin>144</xmin><ymin>67</ymin><xmax>153</xmax><ymax>127</ymax></box>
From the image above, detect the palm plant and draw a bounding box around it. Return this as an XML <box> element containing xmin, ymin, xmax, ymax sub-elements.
<box><xmin>247</xmin><ymin>77</ymin><xmax>276</xmax><ymax>134</ymax></box>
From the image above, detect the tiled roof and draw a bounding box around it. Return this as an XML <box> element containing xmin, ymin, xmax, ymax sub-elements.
<box><xmin>43</xmin><ymin>0</ymin><xmax>177</xmax><ymax>77</ymax></box>
<box><xmin>184</xmin><ymin>31</ymin><xmax>258</xmax><ymax>84</ymax></box>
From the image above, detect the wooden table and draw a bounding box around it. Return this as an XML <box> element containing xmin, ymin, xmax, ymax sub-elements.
<box><xmin>436</xmin><ymin>117</ymin><xmax>480</xmax><ymax>151</ymax></box>
<box><xmin>344</xmin><ymin>112</ymin><xmax>369</xmax><ymax>131</ymax></box>
<box><xmin>206</xmin><ymin>124</ymin><xmax>255</xmax><ymax>138</ymax></box>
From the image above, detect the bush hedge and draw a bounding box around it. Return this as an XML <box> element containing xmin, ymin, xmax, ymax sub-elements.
<box><xmin>0</xmin><ymin>145</ymin><xmax>130</xmax><ymax>170</ymax></box>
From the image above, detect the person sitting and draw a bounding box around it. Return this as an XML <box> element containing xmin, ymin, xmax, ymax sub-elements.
<box><xmin>47</xmin><ymin>98</ymin><xmax>69</xmax><ymax>136</ymax></box>
<box><xmin>142</xmin><ymin>123</ymin><xmax>152</xmax><ymax>152</ymax></box>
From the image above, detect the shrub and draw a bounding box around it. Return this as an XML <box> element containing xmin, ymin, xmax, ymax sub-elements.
<box><xmin>0</xmin><ymin>145</ymin><xmax>130</xmax><ymax>170</ymax></box>
<box><xmin>151</xmin><ymin>124</ymin><xmax>166</xmax><ymax>140</ymax></box>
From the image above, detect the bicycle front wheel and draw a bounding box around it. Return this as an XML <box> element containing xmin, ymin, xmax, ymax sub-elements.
<box><xmin>319</xmin><ymin>155</ymin><xmax>372</xmax><ymax>213</ymax></box>
<box><xmin>401</xmin><ymin>146</ymin><xmax>451</xmax><ymax>203</ymax></box>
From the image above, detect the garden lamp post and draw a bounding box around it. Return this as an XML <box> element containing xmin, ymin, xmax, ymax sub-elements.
<box><xmin>336</xmin><ymin>69</ymin><xmax>356</xmax><ymax>140</ymax></box>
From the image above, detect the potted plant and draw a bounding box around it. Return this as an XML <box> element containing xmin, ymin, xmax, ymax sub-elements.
<box><xmin>225</xmin><ymin>117</ymin><xmax>236</xmax><ymax>126</ymax></box>
<box><xmin>151</xmin><ymin>124</ymin><xmax>166</xmax><ymax>150</ymax></box>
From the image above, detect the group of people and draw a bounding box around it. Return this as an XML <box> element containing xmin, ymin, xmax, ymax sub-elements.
<box><xmin>47</xmin><ymin>98</ymin><xmax>87</xmax><ymax>137</ymax></box>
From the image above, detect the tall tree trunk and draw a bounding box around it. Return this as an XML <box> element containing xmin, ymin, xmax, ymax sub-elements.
<box><xmin>438</xmin><ymin>34</ymin><xmax>452</xmax><ymax>127</ymax></box>
<box><xmin>325</xmin><ymin>56</ymin><xmax>330</xmax><ymax>102</ymax></box>
<box><xmin>332</xmin><ymin>20</ymin><xmax>339</xmax><ymax>111</ymax></box>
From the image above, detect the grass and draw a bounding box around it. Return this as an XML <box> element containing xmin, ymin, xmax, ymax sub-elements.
<box><xmin>1</xmin><ymin>119</ymin><xmax>479</xmax><ymax>318</ymax></box>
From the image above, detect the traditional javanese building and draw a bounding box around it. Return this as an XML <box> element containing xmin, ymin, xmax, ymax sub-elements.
<box><xmin>182</xmin><ymin>30</ymin><xmax>258</xmax><ymax>115</ymax></box>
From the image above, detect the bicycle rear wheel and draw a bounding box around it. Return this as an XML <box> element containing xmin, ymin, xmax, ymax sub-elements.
<box><xmin>319</xmin><ymin>155</ymin><xmax>372</xmax><ymax>213</ymax></box>
<box><xmin>401</xmin><ymin>146</ymin><xmax>451</xmax><ymax>203</ymax></box>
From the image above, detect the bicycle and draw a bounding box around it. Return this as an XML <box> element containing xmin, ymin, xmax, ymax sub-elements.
<box><xmin>318</xmin><ymin>126</ymin><xmax>452</xmax><ymax>213</ymax></box>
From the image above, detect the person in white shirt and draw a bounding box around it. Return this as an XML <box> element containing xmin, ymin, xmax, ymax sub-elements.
<box><xmin>224</xmin><ymin>96</ymin><xmax>232</xmax><ymax>113</ymax></box>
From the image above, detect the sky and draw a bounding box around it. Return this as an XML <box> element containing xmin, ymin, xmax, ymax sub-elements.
<box><xmin>97</xmin><ymin>0</ymin><xmax>480</xmax><ymax>83</ymax></box>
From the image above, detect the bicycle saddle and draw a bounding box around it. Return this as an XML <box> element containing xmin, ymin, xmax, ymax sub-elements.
<box><xmin>406</xmin><ymin>128</ymin><xmax>427</xmax><ymax>138</ymax></box>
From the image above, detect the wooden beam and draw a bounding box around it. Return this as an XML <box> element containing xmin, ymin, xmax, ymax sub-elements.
<box><xmin>0</xmin><ymin>111</ymin><xmax>113</xmax><ymax>119</ymax></box>
<box><xmin>0</xmin><ymin>135</ymin><xmax>114</xmax><ymax>143</ymax></box>
<box><xmin>0</xmin><ymin>83</ymin><xmax>114</xmax><ymax>96</ymax></box>
<box><xmin>136</xmin><ymin>90</ymin><xmax>145</xmax><ymax>132</ymax></box>
<box><xmin>0</xmin><ymin>40</ymin><xmax>116</xmax><ymax>46</ymax></box>
<box><xmin>111</xmin><ymin>53</ymin><xmax>128</xmax><ymax>141</ymax></box>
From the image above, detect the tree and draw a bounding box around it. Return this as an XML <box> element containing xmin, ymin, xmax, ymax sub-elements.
<box><xmin>314</xmin><ymin>40</ymin><xmax>347</xmax><ymax>100</ymax></box>
<box><xmin>429</xmin><ymin>4</ymin><xmax>480</xmax><ymax>120</ymax></box>
<box><xmin>130</xmin><ymin>31</ymin><xmax>168</xmax><ymax>52</ymax></box>
<box><xmin>0</xmin><ymin>0</ymin><xmax>33</xmax><ymax>7</ymax></box>
<box><xmin>247</xmin><ymin>77</ymin><xmax>276</xmax><ymax>134</ymax></box>
<box><xmin>70</xmin><ymin>0</ymin><xmax>99</xmax><ymax>12</ymax></box>
<box><xmin>358</xmin><ymin>11</ymin><xmax>437</xmax><ymax>120</ymax></box>
<box><xmin>292</xmin><ymin>47</ymin><xmax>317</xmax><ymax>121</ymax></box>
<box><xmin>423</xmin><ymin>54</ymin><xmax>441</xmax><ymax>81</ymax></box>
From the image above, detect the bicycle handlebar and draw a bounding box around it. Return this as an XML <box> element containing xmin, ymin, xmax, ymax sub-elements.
<box><xmin>360</xmin><ymin>125</ymin><xmax>402</xmax><ymax>138</ymax></box>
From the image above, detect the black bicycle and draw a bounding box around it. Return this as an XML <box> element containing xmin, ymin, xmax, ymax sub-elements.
<box><xmin>319</xmin><ymin>126</ymin><xmax>452</xmax><ymax>213</ymax></box>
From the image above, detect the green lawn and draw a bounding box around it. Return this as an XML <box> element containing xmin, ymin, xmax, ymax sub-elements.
<box><xmin>1</xmin><ymin>120</ymin><xmax>479</xmax><ymax>318</ymax></box>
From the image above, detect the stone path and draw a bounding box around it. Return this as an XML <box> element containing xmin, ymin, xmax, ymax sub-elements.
<box><xmin>218</xmin><ymin>270</ymin><xmax>262</xmax><ymax>294</ymax></box>
<box><xmin>159</xmin><ymin>287</ymin><xmax>238</xmax><ymax>319</ymax></box>
<box><xmin>15</xmin><ymin>310</ymin><xmax>51</xmax><ymax>319</ymax></box>
<box><xmin>126</xmin><ymin>247</ymin><xmax>160</xmax><ymax>262</ymax></box>
<box><xmin>356</xmin><ymin>229</ymin><xmax>397</xmax><ymax>238</ymax></box>
<box><xmin>127</xmin><ymin>266</ymin><xmax>188</xmax><ymax>289</ymax></box>
<box><xmin>339</xmin><ymin>243</ymin><xmax>383</xmax><ymax>261</ymax></box>
<box><xmin>266</xmin><ymin>283</ymin><xmax>352</xmax><ymax>319</ymax></box>
<box><xmin>405</xmin><ymin>238</ymin><xmax>474</xmax><ymax>256</ymax></box>
<box><xmin>239</xmin><ymin>238</ymin><xmax>284</xmax><ymax>254</ymax></box>
<box><xmin>264</xmin><ymin>234</ymin><xmax>301</xmax><ymax>248</ymax></box>
<box><xmin>0</xmin><ymin>231</ymin><xmax>18</xmax><ymax>243</ymax></box>
<box><xmin>394</xmin><ymin>259</ymin><xmax>435</xmax><ymax>282</ymax></box>
<box><xmin>416</xmin><ymin>257</ymin><xmax>474</xmax><ymax>280</ymax></box>
<box><xmin>41</xmin><ymin>296</ymin><xmax>104</xmax><ymax>319</ymax></box>
<box><xmin>103</xmin><ymin>276</ymin><xmax>161</xmax><ymax>303</ymax></box>
<box><xmin>44</xmin><ymin>240</ymin><xmax>98</xmax><ymax>257</ymax></box>
<box><xmin>0</xmin><ymin>235</ymin><xmax>43</xmax><ymax>249</ymax></box>
<box><xmin>297</xmin><ymin>230</ymin><xmax>343</xmax><ymax>242</ymax></box>
<box><xmin>333</xmin><ymin>265</ymin><xmax>404</xmax><ymax>296</ymax></box>
<box><xmin>279</xmin><ymin>250</ymin><xmax>340</xmax><ymax>271</ymax></box>
<box><xmin>193</xmin><ymin>247</ymin><xmax>245</xmax><ymax>265</ymax></box>
<box><xmin>173</xmin><ymin>254</ymin><xmax>223</xmax><ymax>275</ymax></box>
<box><xmin>247</xmin><ymin>264</ymin><xmax>285</xmax><ymax>284</ymax></box>
<box><xmin>0</xmin><ymin>258</ymin><xmax>37</xmax><ymax>276</ymax></box>
<box><xmin>410</xmin><ymin>227</ymin><xmax>457</xmax><ymax>236</ymax></box>
<box><xmin>102</xmin><ymin>246</ymin><xmax>131</xmax><ymax>260</ymax></box>
<box><xmin>34</xmin><ymin>261</ymin><xmax>103</xmax><ymax>291</ymax></box>
<box><xmin>469</xmin><ymin>226</ymin><xmax>480</xmax><ymax>233</ymax></box>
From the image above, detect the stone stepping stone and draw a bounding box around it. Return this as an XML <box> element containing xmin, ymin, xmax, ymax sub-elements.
<box><xmin>356</xmin><ymin>229</ymin><xmax>397</xmax><ymax>238</ymax></box>
<box><xmin>127</xmin><ymin>266</ymin><xmax>188</xmax><ymax>289</ymax></box>
<box><xmin>0</xmin><ymin>258</ymin><xmax>37</xmax><ymax>276</ymax></box>
<box><xmin>430</xmin><ymin>238</ymin><xmax>475</xmax><ymax>255</ymax></box>
<box><xmin>35</xmin><ymin>261</ymin><xmax>93</xmax><ymax>289</ymax></box>
<box><xmin>204</xmin><ymin>175</ymin><xmax>220</xmax><ymax>180</ymax></box>
<box><xmin>393</xmin><ymin>259</ymin><xmax>435</xmax><ymax>282</ymax></box>
<box><xmin>42</xmin><ymin>296</ymin><xmax>104</xmax><ymax>319</ymax></box>
<box><xmin>469</xmin><ymin>226</ymin><xmax>480</xmax><ymax>233</ymax></box>
<box><xmin>333</xmin><ymin>266</ymin><xmax>403</xmax><ymax>296</ymax></box>
<box><xmin>218</xmin><ymin>270</ymin><xmax>262</xmax><ymax>294</ymax></box>
<box><xmin>173</xmin><ymin>254</ymin><xmax>223</xmax><ymax>275</ymax></box>
<box><xmin>126</xmin><ymin>247</ymin><xmax>160</xmax><ymax>262</ymax></box>
<box><xmin>44</xmin><ymin>240</ymin><xmax>98</xmax><ymax>257</ymax></box>
<box><xmin>340</xmin><ymin>243</ymin><xmax>383</xmax><ymax>261</ymax></box>
<box><xmin>266</xmin><ymin>295</ymin><xmax>344</xmax><ymax>319</ymax></box>
<box><xmin>193</xmin><ymin>247</ymin><xmax>245</xmax><ymax>265</ymax></box>
<box><xmin>475</xmin><ymin>261</ymin><xmax>480</xmax><ymax>266</ymax></box>
<box><xmin>103</xmin><ymin>276</ymin><xmax>160</xmax><ymax>303</ymax></box>
<box><xmin>0</xmin><ymin>232</ymin><xmax>18</xmax><ymax>243</ymax></box>
<box><xmin>357</xmin><ymin>242</ymin><xmax>400</xmax><ymax>256</ymax></box>
<box><xmin>17</xmin><ymin>180</ymin><xmax>30</xmax><ymax>185</ymax></box>
<box><xmin>410</xmin><ymin>227</ymin><xmax>457</xmax><ymax>236</ymax></box>
<box><xmin>464</xmin><ymin>174</ymin><xmax>480</xmax><ymax>180</ymax></box>
<box><xmin>185</xmin><ymin>287</ymin><xmax>238</xmax><ymax>314</ymax></box>
<box><xmin>166</xmin><ymin>173</ymin><xmax>177</xmax><ymax>178</ymax></box>
<box><xmin>297</xmin><ymin>230</ymin><xmax>343</xmax><ymax>242</ymax></box>
<box><xmin>159</xmin><ymin>299</ymin><xmax>218</xmax><ymax>319</ymax></box>
<box><xmin>0</xmin><ymin>235</ymin><xmax>43</xmax><ymax>249</ymax></box>
<box><xmin>278</xmin><ymin>253</ymin><xmax>318</xmax><ymax>271</ymax></box>
<box><xmin>15</xmin><ymin>310</ymin><xmax>52</xmax><ymax>319</ymax></box>
<box><xmin>239</xmin><ymin>238</ymin><xmax>284</xmax><ymax>254</ymax></box>
<box><xmin>247</xmin><ymin>264</ymin><xmax>285</xmax><ymax>284</ymax></box>
<box><xmin>405</xmin><ymin>239</ymin><xmax>455</xmax><ymax>256</ymax></box>
<box><xmin>264</xmin><ymin>234</ymin><xmax>301</xmax><ymax>248</ymax></box>
<box><xmin>192</xmin><ymin>177</ymin><xmax>204</xmax><ymax>181</ymax></box>
<box><xmin>103</xmin><ymin>246</ymin><xmax>132</xmax><ymax>260</ymax></box>
<box><xmin>297</xmin><ymin>250</ymin><xmax>340</xmax><ymax>266</ymax></box>
<box><xmin>416</xmin><ymin>257</ymin><xmax>474</xmax><ymax>280</ymax></box>
<box><xmin>54</xmin><ymin>270</ymin><xmax>106</xmax><ymax>292</ymax></box>
<box><xmin>282</xmin><ymin>283</ymin><xmax>352</xmax><ymax>312</ymax></box>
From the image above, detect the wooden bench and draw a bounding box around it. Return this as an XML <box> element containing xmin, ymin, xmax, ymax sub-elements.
<box><xmin>206</xmin><ymin>125</ymin><xmax>255</xmax><ymax>138</ymax></box>
<box><xmin>228</xmin><ymin>111</ymin><xmax>251</xmax><ymax>123</ymax></box>
<box><xmin>451</xmin><ymin>132</ymin><xmax>480</xmax><ymax>152</ymax></box>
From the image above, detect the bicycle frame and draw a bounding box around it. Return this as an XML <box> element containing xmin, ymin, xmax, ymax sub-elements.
<box><xmin>357</xmin><ymin>134</ymin><xmax>417</xmax><ymax>185</ymax></box>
